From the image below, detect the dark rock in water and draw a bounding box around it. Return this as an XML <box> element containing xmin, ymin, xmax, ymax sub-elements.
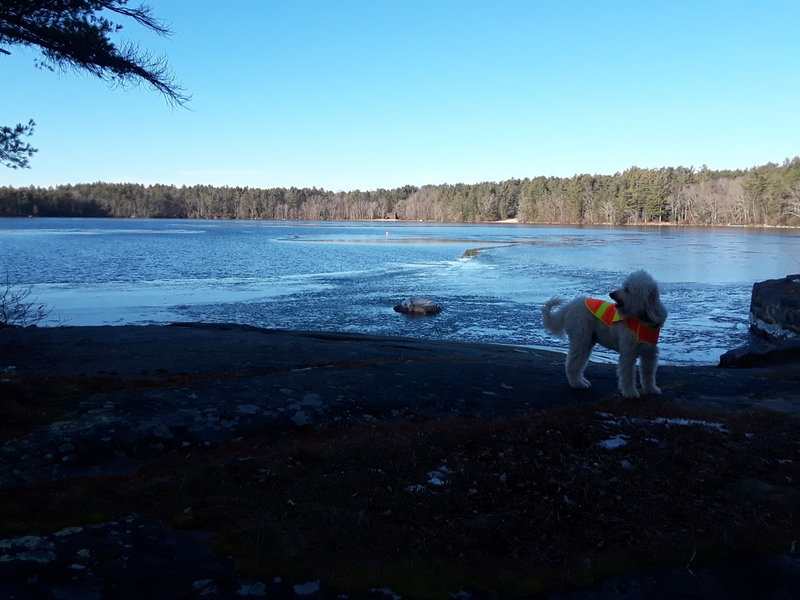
<box><xmin>393</xmin><ymin>297</ymin><xmax>443</xmax><ymax>315</ymax></box>
<box><xmin>750</xmin><ymin>274</ymin><xmax>800</xmax><ymax>340</ymax></box>
<box><xmin>720</xmin><ymin>274</ymin><xmax>800</xmax><ymax>367</ymax></box>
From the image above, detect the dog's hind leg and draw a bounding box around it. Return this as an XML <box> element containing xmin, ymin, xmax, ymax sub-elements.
<box><xmin>639</xmin><ymin>351</ymin><xmax>661</xmax><ymax>395</ymax></box>
<box><xmin>565</xmin><ymin>341</ymin><xmax>593</xmax><ymax>389</ymax></box>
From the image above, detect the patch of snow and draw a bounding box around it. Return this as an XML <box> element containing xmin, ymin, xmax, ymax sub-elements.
<box><xmin>427</xmin><ymin>465</ymin><xmax>455</xmax><ymax>486</ymax></box>
<box><xmin>291</xmin><ymin>410</ymin><xmax>309</xmax><ymax>426</ymax></box>
<box><xmin>54</xmin><ymin>526</ymin><xmax>84</xmax><ymax>537</ymax></box>
<box><xmin>293</xmin><ymin>580</ymin><xmax>321</xmax><ymax>596</ymax></box>
<box><xmin>598</xmin><ymin>435</ymin><xmax>629</xmax><ymax>449</ymax></box>
<box><xmin>237</xmin><ymin>581</ymin><xmax>267</xmax><ymax>596</ymax></box>
<box><xmin>750</xmin><ymin>314</ymin><xmax>799</xmax><ymax>340</ymax></box>
<box><xmin>596</xmin><ymin>413</ymin><xmax>727</xmax><ymax>433</ymax></box>
<box><xmin>301</xmin><ymin>393</ymin><xmax>323</xmax><ymax>407</ymax></box>
<box><xmin>405</xmin><ymin>484</ymin><xmax>427</xmax><ymax>493</ymax></box>
<box><xmin>407</xmin><ymin>465</ymin><xmax>456</xmax><ymax>492</ymax></box>
<box><xmin>650</xmin><ymin>417</ymin><xmax>727</xmax><ymax>432</ymax></box>
<box><xmin>0</xmin><ymin>535</ymin><xmax>57</xmax><ymax>564</ymax></box>
<box><xmin>371</xmin><ymin>588</ymin><xmax>402</xmax><ymax>600</ymax></box>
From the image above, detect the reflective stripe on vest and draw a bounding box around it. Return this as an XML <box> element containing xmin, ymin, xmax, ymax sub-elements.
<box><xmin>585</xmin><ymin>298</ymin><xmax>661</xmax><ymax>344</ymax></box>
<box><xmin>585</xmin><ymin>298</ymin><xmax>622</xmax><ymax>326</ymax></box>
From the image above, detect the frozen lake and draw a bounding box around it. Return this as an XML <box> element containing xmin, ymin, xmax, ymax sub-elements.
<box><xmin>2</xmin><ymin>218</ymin><xmax>798</xmax><ymax>365</ymax></box>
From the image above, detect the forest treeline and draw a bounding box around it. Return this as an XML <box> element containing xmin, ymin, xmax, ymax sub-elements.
<box><xmin>2</xmin><ymin>158</ymin><xmax>800</xmax><ymax>226</ymax></box>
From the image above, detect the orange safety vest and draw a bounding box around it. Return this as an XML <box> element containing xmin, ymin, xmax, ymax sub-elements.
<box><xmin>585</xmin><ymin>298</ymin><xmax>661</xmax><ymax>344</ymax></box>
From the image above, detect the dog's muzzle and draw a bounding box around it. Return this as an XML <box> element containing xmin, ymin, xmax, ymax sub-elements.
<box><xmin>609</xmin><ymin>291</ymin><xmax>623</xmax><ymax>309</ymax></box>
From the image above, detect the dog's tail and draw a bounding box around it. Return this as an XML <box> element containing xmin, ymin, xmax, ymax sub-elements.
<box><xmin>542</xmin><ymin>297</ymin><xmax>566</xmax><ymax>337</ymax></box>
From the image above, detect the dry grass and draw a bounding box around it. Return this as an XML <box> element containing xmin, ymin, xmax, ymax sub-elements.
<box><xmin>1</xmin><ymin>377</ymin><xmax>799</xmax><ymax>598</ymax></box>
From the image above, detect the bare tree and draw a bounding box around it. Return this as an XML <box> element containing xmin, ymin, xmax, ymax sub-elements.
<box><xmin>600</xmin><ymin>199</ymin><xmax>617</xmax><ymax>224</ymax></box>
<box><xmin>0</xmin><ymin>276</ymin><xmax>51</xmax><ymax>326</ymax></box>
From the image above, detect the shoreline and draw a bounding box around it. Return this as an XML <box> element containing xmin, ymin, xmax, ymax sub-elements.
<box><xmin>2</xmin><ymin>321</ymin><xmax>797</xmax><ymax>396</ymax></box>
<box><xmin>3</xmin><ymin>214</ymin><xmax>799</xmax><ymax>229</ymax></box>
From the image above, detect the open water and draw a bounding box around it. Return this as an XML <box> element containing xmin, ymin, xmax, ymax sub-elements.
<box><xmin>1</xmin><ymin>218</ymin><xmax>798</xmax><ymax>365</ymax></box>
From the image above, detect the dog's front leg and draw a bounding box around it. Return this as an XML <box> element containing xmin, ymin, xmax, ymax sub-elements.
<box><xmin>639</xmin><ymin>349</ymin><xmax>661</xmax><ymax>395</ymax></box>
<box><xmin>616</xmin><ymin>350</ymin><xmax>639</xmax><ymax>398</ymax></box>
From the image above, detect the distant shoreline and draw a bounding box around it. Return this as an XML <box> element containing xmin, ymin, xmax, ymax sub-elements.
<box><xmin>4</xmin><ymin>160</ymin><xmax>798</xmax><ymax>227</ymax></box>
<box><xmin>7</xmin><ymin>215</ymin><xmax>800</xmax><ymax>229</ymax></box>
<box><xmin>374</xmin><ymin>216</ymin><xmax>800</xmax><ymax>229</ymax></box>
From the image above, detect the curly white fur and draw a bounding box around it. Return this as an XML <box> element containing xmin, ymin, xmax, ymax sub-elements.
<box><xmin>542</xmin><ymin>270</ymin><xmax>668</xmax><ymax>399</ymax></box>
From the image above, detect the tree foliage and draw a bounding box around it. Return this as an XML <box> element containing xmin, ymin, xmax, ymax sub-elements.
<box><xmin>2</xmin><ymin>158</ymin><xmax>799</xmax><ymax>227</ymax></box>
<box><xmin>0</xmin><ymin>119</ymin><xmax>36</xmax><ymax>169</ymax></box>
<box><xmin>1</xmin><ymin>0</ymin><xmax>187</xmax><ymax>168</ymax></box>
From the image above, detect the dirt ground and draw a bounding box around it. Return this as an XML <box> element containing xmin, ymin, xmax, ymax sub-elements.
<box><xmin>1</xmin><ymin>323</ymin><xmax>799</xmax><ymax>599</ymax></box>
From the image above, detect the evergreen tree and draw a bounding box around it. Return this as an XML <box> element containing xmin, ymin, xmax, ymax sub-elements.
<box><xmin>1</xmin><ymin>0</ymin><xmax>188</xmax><ymax>168</ymax></box>
<box><xmin>0</xmin><ymin>119</ymin><xmax>36</xmax><ymax>169</ymax></box>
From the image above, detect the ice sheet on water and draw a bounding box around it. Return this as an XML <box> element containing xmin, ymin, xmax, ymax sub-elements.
<box><xmin>5</xmin><ymin>220</ymin><xmax>796</xmax><ymax>365</ymax></box>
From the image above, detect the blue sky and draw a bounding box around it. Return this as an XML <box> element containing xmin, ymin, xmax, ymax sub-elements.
<box><xmin>3</xmin><ymin>0</ymin><xmax>799</xmax><ymax>191</ymax></box>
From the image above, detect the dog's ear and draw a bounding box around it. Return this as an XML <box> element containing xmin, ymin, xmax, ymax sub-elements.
<box><xmin>645</xmin><ymin>292</ymin><xmax>668</xmax><ymax>326</ymax></box>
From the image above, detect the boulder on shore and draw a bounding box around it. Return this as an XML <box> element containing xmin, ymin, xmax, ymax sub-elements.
<box><xmin>719</xmin><ymin>274</ymin><xmax>800</xmax><ymax>367</ymax></box>
<box><xmin>393</xmin><ymin>297</ymin><xmax>443</xmax><ymax>315</ymax></box>
<box><xmin>749</xmin><ymin>274</ymin><xmax>800</xmax><ymax>340</ymax></box>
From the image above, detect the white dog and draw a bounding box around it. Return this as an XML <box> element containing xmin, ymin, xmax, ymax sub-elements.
<box><xmin>542</xmin><ymin>270</ymin><xmax>667</xmax><ymax>398</ymax></box>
